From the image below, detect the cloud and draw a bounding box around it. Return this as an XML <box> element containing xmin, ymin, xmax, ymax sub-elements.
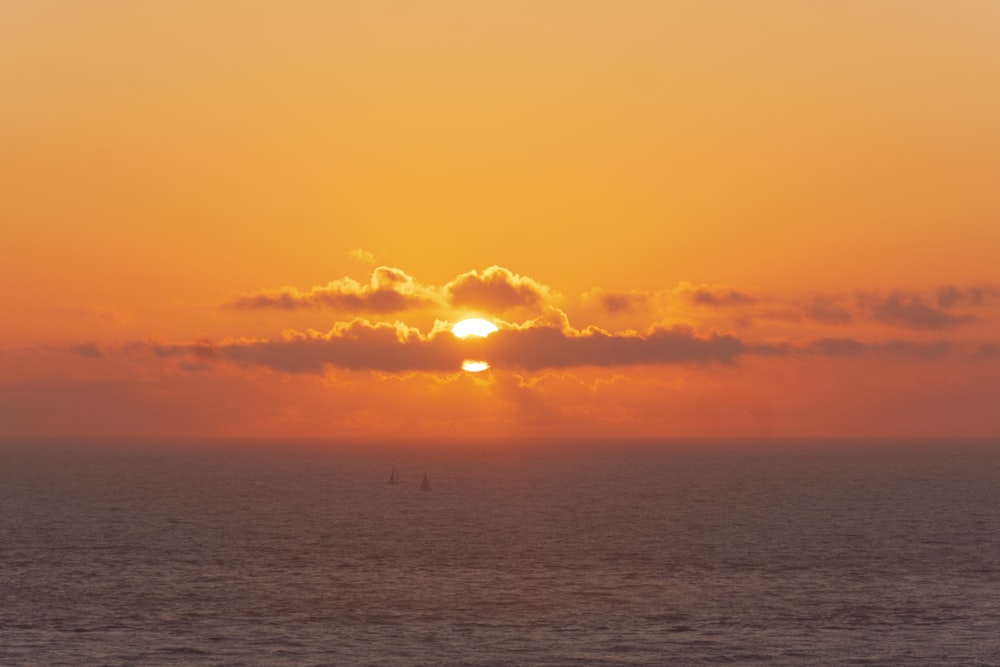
<box><xmin>225</xmin><ymin>264</ymin><xmax>556</xmax><ymax>316</ymax></box>
<box><xmin>70</xmin><ymin>343</ymin><xmax>102</xmax><ymax>358</ymax></box>
<box><xmin>224</xmin><ymin>322</ymin><xmax>461</xmax><ymax>373</ymax></box>
<box><xmin>168</xmin><ymin>271</ymin><xmax>1000</xmax><ymax>378</ymax></box>
<box><xmin>484</xmin><ymin>324</ymin><xmax>757</xmax><ymax>370</ymax></box>
<box><xmin>683</xmin><ymin>284</ymin><xmax>759</xmax><ymax>308</ymax></box>
<box><xmin>861</xmin><ymin>291</ymin><xmax>979</xmax><ymax>330</ymax></box>
<box><xmin>152</xmin><ymin>321</ymin><xmax>460</xmax><ymax>374</ymax></box>
<box><xmin>674</xmin><ymin>284</ymin><xmax>994</xmax><ymax>330</ymax></box>
<box><xmin>227</xmin><ymin>266</ymin><xmax>439</xmax><ymax>313</ymax></box>
<box><xmin>594</xmin><ymin>290</ymin><xmax>650</xmax><ymax>315</ymax></box>
<box><xmin>978</xmin><ymin>343</ymin><xmax>1000</xmax><ymax>359</ymax></box>
<box><xmin>936</xmin><ymin>285</ymin><xmax>998</xmax><ymax>309</ymax></box>
<box><xmin>806</xmin><ymin>338</ymin><xmax>952</xmax><ymax>360</ymax></box>
<box><xmin>152</xmin><ymin>316</ymin><xmax>763</xmax><ymax>375</ymax></box>
<box><xmin>152</xmin><ymin>323</ymin><xmax>973</xmax><ymax>376</ymax></box>
<box><xmin>445</xmin><ymin>266</ymin><xmax>554</xmax><ymax>313</ymax></box>
<box><xmin>802</xmin><ymin>296</ymin><xmax>854</xmax><ymax>324</ymax></box>
<box><xmin>225</xmin><ymin>270</ymin><xmax>994</xmax><ymax>336</ymax></box>
<box><xmin>348</xmin><ymin>248</ymin><xmax>376</xmax><ymax>265</ymax></box>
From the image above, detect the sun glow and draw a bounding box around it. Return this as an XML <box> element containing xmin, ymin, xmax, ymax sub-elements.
<box><xmin>451</xmin><ymin>318</ymin><xmax>499</xmax><ymax>339</ymax></box>
<box><xmin>452</xmin><ymin>318</ymin><xmax>498</xmax><ymax>372</ymax></box>
<box><xmin>461</xmin><ymin>360</ymin><xmax>490</xmax><ymax>373</ymax></box>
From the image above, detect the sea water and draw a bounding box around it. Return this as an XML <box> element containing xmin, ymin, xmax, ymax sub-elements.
<box><xmin>2</xmin><ymin>439</ymin><xmax>999</xmax><ymax>665</ymax></box>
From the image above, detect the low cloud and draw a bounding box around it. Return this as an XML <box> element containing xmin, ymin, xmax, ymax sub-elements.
<box><xmin>861</xmin><ymin>291</ymin><xmax>979</xmax><ymax>330</ymax></box>
<box><xmin>153</xmin><ymin>318</ymin><xmax>760</xmax><ymax>374</ymax></box>
<box><xmin>668</xmin><ymin>284</ymin><xmax>993</xmax><ymax>331</ymax></box>
<box><xmin>594</xmin><ymin>291</ymin><xmax>650</xmax><ymax>315</ymax></box>
<box><xmin>806</xmin><ymin>338</ymin><xmax>952</xmax><ymax>360</ymax></box>
<box><xmin>683</xmin><ymin>285</ymin><xmax>759</xmax><ymax>308</ymax></box>
<box><xmin>484</xmin><ymin>325</ymin><xmax>757</xmax><ymax>370</ymax></box>
<box><xmin>149</xmin><ymin>320</ymin><xmax>976</xmax><ymax>376</ymax></box>
<box><xmin>445</xmin><ymin>266</ymin><xmax>554</xmax><ymax>313</ymax></box>
<box><xmin>227</xmin><ymin>266</ymin><xmax>439</xmax><ymax>313</ymax></box>
<box><xmin>152</xmin><ymin>321</ymin><xmax>459</xmax><ymax>374</ymax></box>
<box><xmin>70</xmin><ymin>343</ymin><xmax>102</xmax><ymax>359</ymax></box>
<box><xmin>184</xmin><ymin>271</ymin><xmax>1000</xmax><ymax>375</ymax></box>
<box><xmin>936</xmin><ymin>285</ymin><xmax>998</xmax><ymax>309</ymax></box>
<box><xmin>221</xmin><ymin>323</ymin><xmax>461</xmax><ymax>374</ymax></box>
<box><xmin>225</xmin><ymin>264</ymin><xmax>555</xmax><ymax>316</ymax></box>
<box><xmin>802</xmin><ymin>296</ymin><xmax>854</xmax><ymax>325</ymax></box>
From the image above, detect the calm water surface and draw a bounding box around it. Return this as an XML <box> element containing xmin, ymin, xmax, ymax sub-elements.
<box><xmin>2</xmin><ymin>439</ymin><xmax>999</xmax><ymax>665</ymax></box>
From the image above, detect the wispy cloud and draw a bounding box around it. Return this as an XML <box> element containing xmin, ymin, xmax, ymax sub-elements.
<box><xmin>348</xmin><ymin>248</ymin><xmax>376</xmax><ymax>265</ymax></box>
<box><xmin>801</xmin><ymin>295</ymin><xmax>854</xmax><ymax>324</ymax></box>
<box><xmin>682</xmin><ymin>284</ymin><xmax>759</xmax><ymax>308</ymax></box>
<box><xmin>70</xmin><ymin>342</ymin><xmax>102</xmax><ymax>359</ymax></box>
<box><xmin>936</xmin><ymin>285</ymin><xmax>997</xmax><ymax>309</ymax></box>
<box><xmin>805</xmin><ymin>338</ymin><xmax>953</xmax><ymax>360</ymax></box>
<box><xmin>860</xmin><ymin>291</ymin><xmax>980</xmax><ymax>330</ymax></box>
<box><xmin>587</xmin><ymin>289</ymin><xmax>651</xmax><ymax>315</ymax></box>
<box><xmin>596</xmin><ymin>282</ymin><xmax>995</xmax><ymax>331</ymax></box>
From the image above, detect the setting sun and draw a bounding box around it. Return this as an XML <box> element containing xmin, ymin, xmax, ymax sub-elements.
<box><xmin>460</xmin><ymin>360</ymin><xmax>490</xmax><ymax>373</ymax></box>
<box><xmin>452</xmin><ymin>318</ymin><xmax>498</xmax><ymax>372</ymax></box>
<box><xmin>451</xmin><ymin>318</ymin><xmax>499</xmax><ymax>339</ymax></box>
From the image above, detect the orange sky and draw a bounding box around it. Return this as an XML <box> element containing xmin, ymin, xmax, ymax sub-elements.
<box><xmin>2</xmin><ymin>2</ymin><xmax>999</xmax><ymax>439</ymax></box>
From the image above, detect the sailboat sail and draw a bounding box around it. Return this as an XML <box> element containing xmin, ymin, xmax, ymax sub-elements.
<box><xmin>388</xmin><ymin>466</ymin><xmax>400</xmax><ymax>485</ymax></box>
<box><xmin>420</xmin><ymin>473</ymin><xmax>431</xmax><ymax>491</ymax></box>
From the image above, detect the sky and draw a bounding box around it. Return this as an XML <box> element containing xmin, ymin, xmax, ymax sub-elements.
<box><xmin>2</xmin><ymin>1</ymin><xmax>999</xmax><ymax>439</ymax></box>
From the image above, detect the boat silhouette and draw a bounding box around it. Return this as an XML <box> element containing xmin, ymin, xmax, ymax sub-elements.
<box><xmin>420</xmin><ymin>473</ymin><xmax>431</xmax><ymax>491</ymax></box>
<box><xmin>387</xmin><ymin>466</ymin><xmax>400</xmax><ymax>485</ymax></box>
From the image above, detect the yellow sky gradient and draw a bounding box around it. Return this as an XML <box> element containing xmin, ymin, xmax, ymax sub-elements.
<box><xmin>2</xmin><ymin>2</ymin><xmax>999</xmax><ymax>438</ymax></box>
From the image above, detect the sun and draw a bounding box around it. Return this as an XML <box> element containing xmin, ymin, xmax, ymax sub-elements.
<box><xmin>460</xmin><ymin>360</ymin><xmax>491</xmax><ymax>373</ymax></box>
<box><xmin>452</xmin><ymin>318</ymin><xmax>498</xmax><ymax>372</ymax></box>
<box><xmin>451</xmin><ymin>318</ymin><xmax>499</xmax><ymax>339</ymax></box>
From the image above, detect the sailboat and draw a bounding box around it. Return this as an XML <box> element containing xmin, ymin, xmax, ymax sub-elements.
<box><xmin>387</xmin><ymin>466</ymin><xmax>400</xmax><ymax>485</ymax></box>
<box><xmin>420</xmin><ymin>472</ymin><xmax>431</xmax><ymax>491</ymax></box>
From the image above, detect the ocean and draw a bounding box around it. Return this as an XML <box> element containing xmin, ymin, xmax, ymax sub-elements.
<box><xmin>2</xmin><ymin>439</ymin><xmax>999</xmax><ymax>665</ymax></box>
